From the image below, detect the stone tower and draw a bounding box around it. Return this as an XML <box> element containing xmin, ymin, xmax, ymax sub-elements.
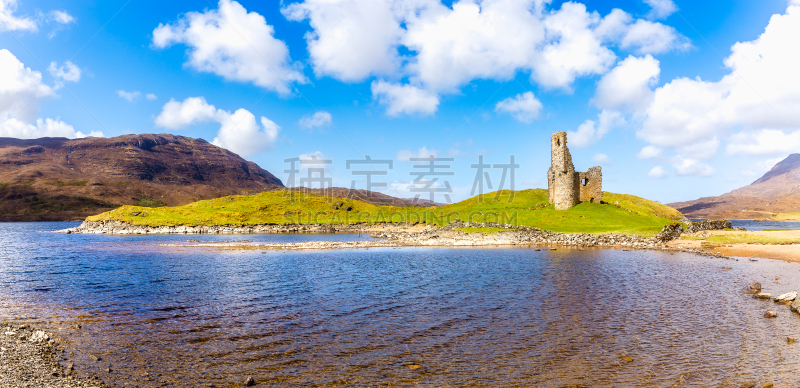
<box><xmin>547</xmin><ymin>132</ymin><xmax>602</xmax><ymax>210</ymax></box>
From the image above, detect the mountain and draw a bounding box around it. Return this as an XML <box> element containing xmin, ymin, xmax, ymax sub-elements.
<box><xmin>669</xmin><ymin>154</ymin><xmax>800</xmax><ymax>219</ymax></box>
<box><xmin>0</xmin><ymin>134</ymin><xmax>284</xmax><ymax>221</ymax></box>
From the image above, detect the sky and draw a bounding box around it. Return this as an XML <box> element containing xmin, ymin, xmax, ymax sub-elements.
<box><xmin>1</xmin><ymin>0</ymin><xmax>799</xmax><ymax>204</ymax></box>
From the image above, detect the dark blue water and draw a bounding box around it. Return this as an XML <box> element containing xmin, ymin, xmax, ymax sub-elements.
<box><xmin>692</xmin><ymin>219</ymin><xmax>800</xmax><ymax>231</ymax></box>
<box><xmin>2</xmin><ymin>222</ymin><xmax>800</xmax><ymax>387</ymax></box>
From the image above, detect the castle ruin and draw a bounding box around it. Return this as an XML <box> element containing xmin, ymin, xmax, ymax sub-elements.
<box><xmin>547</xmin><ymin>132</ymin><xmax>602</xmax><ymax>210</ymax></box>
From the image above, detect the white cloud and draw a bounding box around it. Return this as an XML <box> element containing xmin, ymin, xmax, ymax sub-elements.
<box><xmin>284</xmin><ymin>1</ymin><xmax>687</xmax><ymax>114</ymax></box>
<box><xmin>0</xmin><ymin>48</ymin><xmax>91</xmax><ymax>140</ymax></box>
<box><xmin>117</xmin><ymin>90</ymin><xmax>141</xmax><ymax>102</ymax></box>
<box><xmin>741</xmin><ymin>156</ymin><xmax>785</xmax><ymax>177</ymax></box>
<box><xmin>47</xmin><ymin>61</ymin><xmax>80</xmax><ymax>86</ymax></box>
<box><xmin>495</xmin><ymin>92</ymin><xmax>543</xmax><ymax>123</ymax></box>
<box><xmin>298</xmin><ymin>111</ymin><xmax>332</xmax><ymax>132</ymax></box>
<box><xmin>1</xmin><ymin>117</ymin><xmax>101</xmax><ymax>139</ymax></box>
<box><xmin>145</xmin><ymin>93</ymin><xmax>157</xmax><ymax>101</ymax></box>
<box><xmin>154</xmin><ymin>96</ymin><xmax>279</xmax><ymax>157</ymax></box>
<box><xmin>371</xmin><ymin>81</ymin><xmax>439</xmax><ymax>117</ymax></box>
<box><xmin>634</xmin><ymin>3</ymin><xmax>800</xmax><ymax>164</ymax></box>
<box><xmin>0</xmin><ymin>0</ymin><xmax>37</xmax><ymax>32</ymax></box>
<box><xmin>281</xmin><ymin>0</ymin><xmax>402</xmax><ymax>82</ymax></box>
<box><xmin>647</xmin><ymin>165</ymin><xmax>667</xmax><ymax>179</ymax></box>
<box><xmin>637</xmin><ymin>145</ymin><xmax>662</xmax><ymax>159</ymax></box>
<box><xmin>593</xmin><ymin>55</ymin><xmax>660</xmax><ymax>113</ymax></box>
<box><xmin>596</xmin><ymin>9</ymin><xmax>689</xmax><ymax>55</ymax></box>
<box><xmin>644</xmin><ymin>0</ymin><xmax>677</xmax><ymax>20</ymax></box>
<box><xmin>153</xmin><ymin>0</ymin><xmax>305</xmax><ymax>95</ymax></box>
<box><xmin>726</xmin><ymin>129</ymin><xmax>800</xmax><ymax>156</ymax></box>
<box><xmin>0</xmin><ymin>49</ymin><xmax>54</xmax><ymax>122</ymax></box>
<box><xmin>49</xmin><ymin>10</ymin><xmax>75</xmax><ymax>24</ymax></box>
<box><xmin>673</xmin><ymin>158</ymin><xmax>714</xmax><ymax>177</ymax></box>
<box><xmin>568</xmin><ymin>110</ymin><xmax>625</xmax><ymax>147</ymax></box>
<box><xmin>592</xmin><ymin>153</ymin><xmax>611</xmax><ymax>164</ymax></box>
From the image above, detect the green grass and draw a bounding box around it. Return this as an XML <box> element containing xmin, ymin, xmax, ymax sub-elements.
<box><xmin>682</xmin><ymin>234</ymin><xmax>800</xmax><ymax>244</ymax></box>
<box><xmin>771</xmin><ymin>212</ymin><xmax>800</xmax><ymax>221</ymax></box>
<box><xmin>135</xmin><ymin>194</ymin><xmax>166</xmax><ymax>208</ymax></box>
<box><xmin>763</xmin><ymin>228</ymin><xmax>800</xmax><ymax>231</ymax></box>
<box><xmin>87</xmin><ymin>189</ymin><xmax>684</xmax><ymax>236</ymax></box>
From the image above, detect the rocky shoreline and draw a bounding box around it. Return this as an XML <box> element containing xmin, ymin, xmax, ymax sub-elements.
<box><xmin>133</xmin><ymin>220</ymin><xmax>736</xmax><ymax>260</ymax></box>
<box><xmin>1</xmin><ymin>323</ymin><xmax>109</xmax><ymax>388</ymax></box>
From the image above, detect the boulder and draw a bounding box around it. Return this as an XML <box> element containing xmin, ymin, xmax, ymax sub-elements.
<box><xmin>653</xmin><ymin>223</ymin><xmax>684</xmax><ymax>243</ymax></box>
<box><xmin>764</xmin><ymin>311</ymin><xmax>778</xmax><ymax>318</ymax></box>
<box><xmin>774</xmin><ymin>291</ymin><xmax>797</xmax><ymax>303</ymax></box>
<box><xmin>28</xmin><ymin>330</ymin><xmax>49</xmax><ymax>343</ymax></box>
<box><xmin>749</xmin><ymin>282</ymin><xmax>762</xmax><ymax>292</ymax></box>
<box><xmin>791</xmin><ymin>298</ymin><xmax>800</xmax><ymax>313</ymax></box>
<box><xmin>753</xmin><ymin>293</ymin><xmax>771</xmax><ymax>300</ymax></box>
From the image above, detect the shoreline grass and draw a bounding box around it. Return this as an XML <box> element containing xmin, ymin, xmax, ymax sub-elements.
<box><xmin>86</xmin><ymin>189</ymin><xmax>685</xmax><ymax>236</ymax></box>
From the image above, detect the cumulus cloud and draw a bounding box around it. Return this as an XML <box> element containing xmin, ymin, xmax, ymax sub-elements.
<box><xmin>568</xmin><ymin>110</ymin><xmax>625</xmax><ymax>147</ymax></box>
<box><xmin>298</xmin><ymin>111</ymin><xmax>332</xmax><ymax>132</ymax></box>
<box><xmin>673</xmin><ymin>158</ymin><xmax>714</xmax><ymax>177</ymax></box>
<box><xmin>153</xmin><ymin>0</ymin><xmax>305</xmax><ymax>95</ymax></box>
<box><xmin>726</xmin><ymin>129</ymin><xmax>800</xmax><ymax>156</ymax></box>
<box><xmin>155</xmin><ymin>96</ymin><xmax>279</xmax><ymax>157</ymax></box>
<box><xmin>281</xmin><ymin>0</ymin><xmax>402</xmax><ymax>82</ymax></box>
<box><xmin>647</xmin><ymin>165</ymin><xmax>667</xmax><ymax>179</ymax></box>
<box><xmin>592</xmin><ymin>153</ymin><xmax>611</xmax><ymax>164</ymax></box>
<box><xmin>145</xmin><ymin>93</ymin><xmax>157</xmax><ymax>101</ymax></box>
<box><xmin>644</xmin><ymin>0</ymin><xmax>678</xmax><ymax>20</ymax></box>
<box><xmin>637</xmin><ymin>145</ymin><xmax>662</xmax><ymax>159</ymax></box>
<box><xmin>637</xmin><ymin>3</ymin><xmax>800</xmax><ymax>162</ymax></box>
<box><xmin>0</xmin><ymin>49</ymin><xmax>95</xmax><ymax>139</ymax></box>
<box><xmin>0</xmin><ymin>0</ymin><xmax>37</xmax><ymax>32</ymax></box>
<box><xmin>371</xmin><ymin>81</ymin><xmax>439</xmax><ymax>117</ymax></box>
<box><xmin>117</xmin><ymin>90</ymin><xmax>141</xmax><ymax>102</ymax></box>
<box><xmin>596</xmin><ymin>9</ymin><xmax>690</xmax><ymax>55</ymax></box>
<box><xmin>495</xmin><ymin>92</ymin><xmax>543</xmax><ymax>123</ymax></box>
<box><xmin>593</xmin><ymin>55</ymin><xmax>660</xmax><ymax>113</ymax></box>
<box><xmin>283</xmin><ymin>0</ymin><xmax>687</xmax><ymax>115</ymax></box>
<box><xmin>1</xmin><ymin>117</ymin><xmax>101</xmax><ymax>139</ymax></box>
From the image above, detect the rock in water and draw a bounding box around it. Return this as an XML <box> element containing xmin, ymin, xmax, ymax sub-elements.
<box><xmin>749</xmin><ymin>282</ymin><xmax>762</xmax><ymax>292</ymax></box>
<box><xmin>753</xmin><ymin>293</ymin><xmax>771</xmax><ymax>300</ymax></box>
<box><xmin>764</xmin><ymin>311</ymin><xmax>778</xmax><ymax>318</ymax></box>
<box><xmin>244</xmin><ymin>376</ymin><xmax>255</xmax><ymax>386</ymax></box>
<box><xmin>28</xmin><ymin>330</ymin><xmax>49</xmax><ymax>343</ymax></box>
<box><xmin>774</xmin><ymin>291</ymin><xmax>797</xmax><ymax>303</ymax></box>
<box><xmin>792</xmin><ymin>298</ymin><xmax>800</xmax><ymax>313</ymax></box>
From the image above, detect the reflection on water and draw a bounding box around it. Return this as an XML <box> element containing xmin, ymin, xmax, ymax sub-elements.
<box><xmin>1</xmin><ymin>222</ymin><xmax>800</xmax><ymax>387</ymax></box>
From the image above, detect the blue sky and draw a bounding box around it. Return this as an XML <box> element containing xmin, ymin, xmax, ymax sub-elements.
<box><xmin>1</xmin><ymin>0</ymin><xmax>799</xmax><ymax>204</ymax></box>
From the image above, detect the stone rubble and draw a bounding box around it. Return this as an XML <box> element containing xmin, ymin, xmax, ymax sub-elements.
<box><xmin>0</xmin><ymin>323</ymin><xmax>109</xmax><ymax>388</ymax></box>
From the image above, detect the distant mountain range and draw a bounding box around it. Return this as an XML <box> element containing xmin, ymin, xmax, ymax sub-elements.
<box><xmin>669</xmin><ymin>154</ymin><xmax>800</xmax><ymax>219</ymax></box>
<box><xmin>0</xmin><ymin>134</ymin><xmax>434</xmax><ymax>221</ymax></box>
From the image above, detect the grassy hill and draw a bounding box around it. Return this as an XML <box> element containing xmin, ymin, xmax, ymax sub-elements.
<box><xmin>87</xmin><ymin>189</ymin><xmax>685</xmax><ymax>236</ymax></box>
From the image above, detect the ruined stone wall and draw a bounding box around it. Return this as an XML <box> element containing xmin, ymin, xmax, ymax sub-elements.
<box><xmin>548</xmin><ymin>132</ymin><xmax>602</xmax><ymax>210</ymax></box>
<box><xmin>548</xmin><ymin>132</ymin><xmax>580</xmax><ymax>210</ymax></box>
<box><xmin>578</xmin><ymin>166</ymin><xmax>603</xmax><ymax>203</ymax></box>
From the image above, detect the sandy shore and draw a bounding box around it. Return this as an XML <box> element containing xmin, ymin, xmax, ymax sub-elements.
<box><xmin>0</xmin><ymin>323</ymin><xmax>109</xmax><ymax>388</ymax></box>
<box><xmin>669</xmin><ymin>230</ymin><xmax>800</xmax><ymax>262</ymax></box>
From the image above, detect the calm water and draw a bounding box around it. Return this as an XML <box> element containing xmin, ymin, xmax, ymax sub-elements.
<box><xmin>698</xmin><ymin>219</ymin><xmax>800</xmax><ymax>231</ymax></box>
<box><xmin>1</xmin><ymin>222</ymin><xmax>800</xmax><ymax>387</ymax></box>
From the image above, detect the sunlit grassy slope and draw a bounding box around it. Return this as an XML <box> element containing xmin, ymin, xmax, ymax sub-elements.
<box><xmin>87</xmin><ymin>189</ymin><xmax>685</xmax><ymax>235</ymax></box>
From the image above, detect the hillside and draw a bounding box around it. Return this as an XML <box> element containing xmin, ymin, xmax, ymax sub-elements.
<box><xmin>669</xmin><ymin>154</ymin><xmax>800</xmax><ymax>219</ymax></box>
<box><xmin>0</xmin><ymin>134</ymin><xmax>284</xmax><ymax>221</ymax></box>
<box><xmin>87</xmin><ymin>189</ymin><xmax>686</xmax><ymax>236</ymax></box>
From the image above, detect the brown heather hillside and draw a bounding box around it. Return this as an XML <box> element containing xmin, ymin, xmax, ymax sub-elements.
<box><xmin>669</xmin><ymin>154</ymin><xmax>800</xmax><ymax>219</ymax></box>
<box><xmin>0</xmin><ymin>134</ymin><xmax>436</xmax><ymax>221</ymax></box>
<box><xmin>0</xmin><ymin>134</ymin><xmax>284</xmax><ymax>221</ymax></box>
